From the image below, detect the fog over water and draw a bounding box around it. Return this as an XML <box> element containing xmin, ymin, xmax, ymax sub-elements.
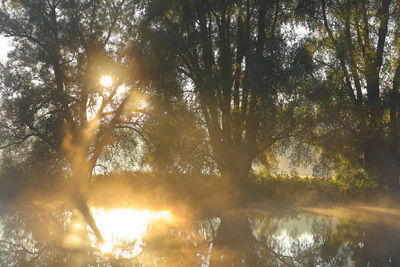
<box><xmin>1</xmin><ymin>1</ymin><xmax>399</xmax><ymax>265</ymax></box>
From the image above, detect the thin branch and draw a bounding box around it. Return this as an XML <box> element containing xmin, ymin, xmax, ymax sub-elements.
<box><xmin>0</xmin><ymin>134</ymin><xmax>36</xmax><ymax>149</ymax></box>
<box><xmin>0</xmin><ymin>240</ymin><xmax>40</xmax><ymax>256</ymax></box>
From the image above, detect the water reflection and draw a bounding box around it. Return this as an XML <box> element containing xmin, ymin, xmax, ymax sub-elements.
<box><xmin>1</xmin><ymin>206</ymin><xmax>400</xmax><ymax>266</ymax></box>
<box><xmin>89</xmin><ymin>208</ymin><xmax>172</xmax><ymax>256</ymax></box>
<box><xmin>137</xmin><ymin>212</ymin><xmax>400</xmax><ymax>267</ymax></box>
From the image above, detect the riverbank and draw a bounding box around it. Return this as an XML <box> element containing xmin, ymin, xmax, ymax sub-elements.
<box><xmin>89</xmin><ymin>172</ymin><xmax>400</xmax><ymax>219</ymax></box>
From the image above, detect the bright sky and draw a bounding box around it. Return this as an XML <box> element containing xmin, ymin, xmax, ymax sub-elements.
<box><xmin>0</xmin><ymin>35</ymin><xmax>11</xmax><ymax>63</ymax></box>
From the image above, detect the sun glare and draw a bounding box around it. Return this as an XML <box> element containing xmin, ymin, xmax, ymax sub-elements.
<box><xmin>90</xmin><ymin>208</ymin><xmax>172</xmax><ymax>256</ymax></box>
<box><xmin>100</xmin><ymin>75</ymin><xmax>113</xmax><ymax>87</ymax></box>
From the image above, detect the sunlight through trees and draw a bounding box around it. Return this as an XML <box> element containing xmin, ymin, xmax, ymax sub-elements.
<box><xmin>0</xmin><ymin>0</ymin><xmax>399</xmax><ymax>266</ymax></box>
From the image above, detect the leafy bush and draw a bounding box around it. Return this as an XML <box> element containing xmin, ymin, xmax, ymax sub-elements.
<box><xmin>333</xmin><ymin>161</ymin><xmax>377</xmax><ymax>193</ymax></box>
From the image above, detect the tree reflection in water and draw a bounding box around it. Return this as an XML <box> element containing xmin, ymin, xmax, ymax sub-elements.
<box><xmin>1</xmin><ymin>207</ymin><xmax>400</xmax><ymax>266</ymax></box>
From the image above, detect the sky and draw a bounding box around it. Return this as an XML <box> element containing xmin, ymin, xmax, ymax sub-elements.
<box><xmin>0</xmin><ymin>35</ymin><xmax>11</xmax><ymax>63</ymax></box>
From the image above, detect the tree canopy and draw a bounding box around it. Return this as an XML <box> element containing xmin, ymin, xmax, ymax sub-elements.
<box><xmin>0</xmin><ymin>0</ymin><xmax>145</xmax><ymax>242</ymax></box>
<box><xmin>0</xmin><ymin>0</ymin><xmax>400</xmax><ymax>266</ymax></box>
<box><xmin>131</xmin><ymin>0</ymin><xmax>314</xmax><ymax>184</ymax></box>
<box><xmin>296</xmin><ymin>0</ymin><xmax>400</xmax><ymax>190</ymax></box>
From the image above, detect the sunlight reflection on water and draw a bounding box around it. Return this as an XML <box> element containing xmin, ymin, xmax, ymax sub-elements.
<box><xmin>88</xmin><ymin>208</ymin><xmax>172</xmax><ymax>257</ymax></box>
<box><xmin>61</xmin><ymin>209</ymin><xmax>350</xmax><ymax>266</ymax></box>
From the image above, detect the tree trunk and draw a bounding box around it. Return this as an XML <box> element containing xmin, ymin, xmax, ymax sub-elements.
<box><xmin>67</xmin><ymin>162</ymin><xmax>105</xmax><ymax>243</ymax></box>
<box><xmin>209</xmin><ymin>160</ymin><xmax>258</xmax><ymax>266</ymax></box>
<box><xmin>219</xmin><ymin>150</ymin><xmax>253</xmax><ymax>187</ymax></box>
<box><xmin>71</xmin><ymin>190</ymin><xmax>104</xmax><ymax>243</ymax></box>
<box><xmin>209</xmin><ymin>212</ymin><xmax>258</xmax><ymax>267</ymax></box>
<box><xmin>364</xmin><ymin>142</ymin><xmax>400</xmax><ymax>192</ymax></box>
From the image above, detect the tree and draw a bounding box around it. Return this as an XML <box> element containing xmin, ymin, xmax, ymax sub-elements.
<box><xmin>130</xmin><ymin>0</ymin><xmax>313</xmax><ymax>265</ymax></box>
<box><xmin>141</xmin><ymin>100</ymin><xmax>215</xmax><ymax>174</ymax></box>
<box><xmin>296</xmin><ymin>0</ymin><xmax>400</xmax><ymax>190</ymax></box>
<box><xmin>0</xmin><ymin>0</ymin><xmax>144</xmax><ymax>242</ymax></box>
<box><xmin>132</xmin><ymin>0</ymin><xmax>308</xmax><ymax>185</ymax></box>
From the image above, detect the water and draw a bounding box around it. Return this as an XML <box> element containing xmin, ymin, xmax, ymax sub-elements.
<box><xmin>1</xmin><ymin>204</ymin><xmax>400</xmax><ymax>266</ymax></box>
<box><xmin>138</xmin><ymin>207</ymin><xmax>400</xmax><ymax>266</ymax></box>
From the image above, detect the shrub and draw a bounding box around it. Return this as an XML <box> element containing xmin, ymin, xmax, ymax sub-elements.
<box><xmin>333</xmin><ymin>161</ymin><xmax>377</xmax><ymax>193</ymax></box>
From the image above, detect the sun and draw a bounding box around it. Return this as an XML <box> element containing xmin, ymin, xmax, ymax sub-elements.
<box><xmin>89</xmin><ymin>208</ymin><xmax>172</xmax><ymax>256</ymax></box>
<box><xmin>100</xmin><ymin>75</ymin><xmax>113</xmax><ymax>87</ymax></box>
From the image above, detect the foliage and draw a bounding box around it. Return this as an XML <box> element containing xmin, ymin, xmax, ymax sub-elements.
<box><xmin>0</xmin><ymin>0</ymin><xmax>146</xmax><ymax>243</ymax></box>
<box><xmin>130</xmin><ymin>0</ymin><xmax>313</xmax><ymax>183</ymax></box>
<box><xmin>253</xmin><ymin>171</ymin><xmax>378</xmax><ymax>200</ymax></box>
<box><xmin>334</xmin><ymin>161</ymin><xmax>377</xmax><ymax>193</ymax></box>
<box><xmin>294</xmin><ymin>0</ymin><xmax>400</xmax><ymax>190</ymax></box>
<box><xmin>1</xmin><ymin>0</ymin><xmax>400</xmax><ymax>265</ymax></box>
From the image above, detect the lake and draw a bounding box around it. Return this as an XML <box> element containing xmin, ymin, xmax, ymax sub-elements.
<box><xmin>51</xmin><ymin>203</ymin><xmax>400</xmax><ymax>266</ymax></box>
